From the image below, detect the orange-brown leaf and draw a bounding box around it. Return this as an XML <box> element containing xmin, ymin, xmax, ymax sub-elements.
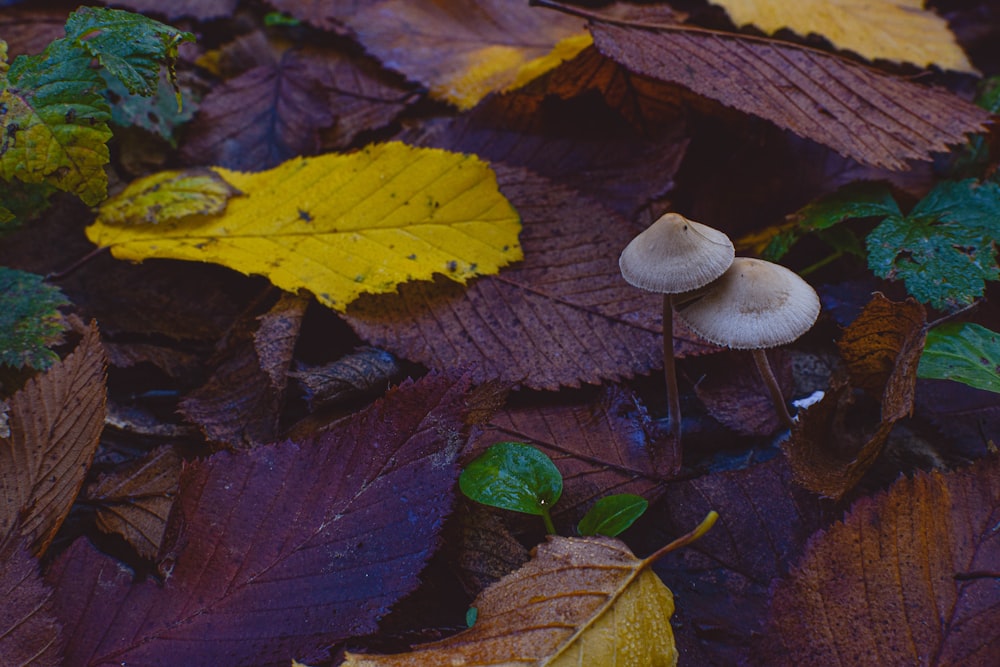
<box><xmin>0</xmin><ymin>322</ymin><xmax>107</xmax><ymax>555</ymax></box>
<box><xmin>754</xmin><ymin>457</ymin><xmax>1000</xmax><ymax>666</ymax></box>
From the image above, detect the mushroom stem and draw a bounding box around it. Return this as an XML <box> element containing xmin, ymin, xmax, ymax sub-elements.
<box><xmin>663</xmin><ymin>294</ymin><xmax>683</xmax><ymax>448</ymax></box>
<box><xmin>752</xmin><ymin>348</ymin><xmax>794</xmax><ymax>430</ymax></box>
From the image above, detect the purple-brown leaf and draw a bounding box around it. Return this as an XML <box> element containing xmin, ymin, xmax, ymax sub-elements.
<box><xmin>0</xmin><ymin>537</ymin><xmax>63</xmax><ymax>667</ymax></box>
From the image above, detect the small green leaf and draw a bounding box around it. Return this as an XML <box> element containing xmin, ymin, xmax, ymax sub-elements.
<box><xmin>264</xmin><ymin>12</ymin><xmax>302</xmax><ymax>27</ymax></box>
<box><xmin>459</xmin><ymin>442</ymin><xmax>562</xmax><ymax>517</ymax></box>
<box><xmin>867</xmin><ymin>179</ymin><xmax>1000</xmax><ymax>310</ymax></box>
<box><xmin>918</xmin><ymin>322</ymin><xmax>1000</xmax><ymax>394</ymax></box>
<box><xmin>466</xmin><ymin>606</ymin><xmax>478</xmax><ymax>628</ymax></box>
<box><xmin>577</xmin><ymin>494</ymin><xmax>648</xmax><ymax>537</ymax></box>
<box><xmin>0</xmin><ymin>268</ymin><xmax>70</xmax><ymax>369</ymax></box>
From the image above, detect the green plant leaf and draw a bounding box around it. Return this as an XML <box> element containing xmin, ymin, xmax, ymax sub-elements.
<box><xmin>103</xmin><ymin>70</ymin><xmax>197</xmax><ymax>144</ymax></box>
<box><xmin>459</xmin><ymin>441</ymin><xmax>562</xmax><ymax>517</ymax></box>
<box><xmin>867</xmin><ymin>179</ymin><xmax>1000</xmax><ymax>310</ymax></box>
<box><xmin>578</xmin><ymin>494</ymin><xmax>649</xmax><ymax>537</ymax></box>
<box><xmin>1</xmin><ymin>39</ymin><xmax>113</xmax><ymax>205</ymax></box>
<box><xmin>0</xmin><ymin>268</ymin><xmax>70</xmax><ymax>370</ymax></box>
<box><xmin>0</xmin><ymin>180</ymin><xmax>56</xmax><ymax>234</ymax></box>
<box><xmin>918</xmin><ymin>322</ymin><xmax>1000</xmax><ymax>393</ymax></box>
<box><xmin>66</xmin><ymin>7</ymin><xmax>194</xmax><ymax>98</ymax></box>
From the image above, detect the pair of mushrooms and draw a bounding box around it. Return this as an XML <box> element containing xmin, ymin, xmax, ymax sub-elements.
<box><xmin>620</xmin><ymin>212</ymin><xmax>820</xmax><ymax>446</ymax></box>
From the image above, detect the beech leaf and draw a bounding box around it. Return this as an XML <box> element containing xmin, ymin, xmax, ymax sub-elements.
<box><xmin>753</xmin><ymin>457</ymin><xmax>1000</xmax><ymax>666</ymax></box>
<box><xmin>47</xmin><ymin>373</ymin><xmax>475</xmax><ymax>667</ymax></box>
<box><xmin>709</xmin><ymin>0</ymin><xmax>975</xmax><ymax>73</ymax></box>
<box><xmin>0</xmin><ymin>321</ymin><xmax>107</xmax><ymax>555</ymax></box>
<box><xmin>86</xmin><ymin>143</ymin><xmax>523</xmax><ymax>311</ymax></box>
<box><xmin>919</xmin><ymin>322</ymin><xmax>1000</xmax><ymax>394</ymax></box>
<box><xmin>589</xmin><ymin>20</ymin><xmax>989</xmax><ymax>169</ymax></box>
<box><xmin>343</xmin><ymin>536</ymin><xmax>680</xmax><ymax>666</ymax></box>
<box><xmin>0</xmin><ymin>537</ymin><xmax>64</xmax><ymax>666</ymax></box>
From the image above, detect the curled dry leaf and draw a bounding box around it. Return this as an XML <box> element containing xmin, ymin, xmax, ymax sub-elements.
<box><xmin>344</xmin><ymin>536</ymin><xmax>679</xmax><ymax>666</ymax></box>
<box><xmin>589</xmin><ymin>20</ymin><xmax>989</xmax><ymax>169</ymax></box>
<box><xmin>292</xmin><ymin>347</ymin><xmax>402</xmax><ymax>411</ymax></box>
<box><xmin>753</xmin><ymin>457</ymin><xmax>1000</xmax><ymax>666</ymax></box>
<box><xmin>783</xmin><ymin>294</ymin><xmax>926</xmax><ymax>498</ymax></box>
<box><xmin>0</xmin><ymin>321</ymin><xmax>107</xmax><ymax>555</ymax></box>
<box><xmin>0</xmin><ymin>537</ymin><xmax>64</xmax><ymax>667</ymax></box>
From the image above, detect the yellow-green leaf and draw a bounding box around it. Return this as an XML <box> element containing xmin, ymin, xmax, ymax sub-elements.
<box><xmin>97</xmin><ymin>168</ymin><xmax>240</xmax><ymax>225</ymax></box>
<box><xmin>709</xmin><ymin>0</ymin><xmax>975</xmax><ymax>73</ymax></box>
<box><xmin>86</xmin><ymin>142</ymin><xmax>522</xmax><ymax>310</ymax></box>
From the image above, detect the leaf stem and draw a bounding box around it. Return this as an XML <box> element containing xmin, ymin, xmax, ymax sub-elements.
<box><xmin>46</xmin><ymin>246</ymin><xmax>109</xmax><ymax>280</ymax></box>
<box><xmin>642</xmin><ymin>510</ymin><xmax>718</xmax><ymax>566</ymax></box>
<box><xmin>541</xmin><ymin>508</ymin><xmax>557</xmax><ymax>535</ymax></box>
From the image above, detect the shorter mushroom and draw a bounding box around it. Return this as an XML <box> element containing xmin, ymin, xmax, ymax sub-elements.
<box><xmin>677</xmin><ymin>257</ymin><xmax>820</xmax><ymax>430</ymax></box>
<box><xmin>619</xmin><ymin>212</ymin><xmax>734</xmax><ymax>448</ymax></box>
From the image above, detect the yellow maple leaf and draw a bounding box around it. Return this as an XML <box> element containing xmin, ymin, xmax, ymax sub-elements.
<box><xmin>710</xmin><ymin>0</ymin><xmax>975</xmax><ymax>73</ymax></box>
<box><xmin>86</xmin><ymin>142</ymin><xmax>522</xmax><ymax>311</ymax></box>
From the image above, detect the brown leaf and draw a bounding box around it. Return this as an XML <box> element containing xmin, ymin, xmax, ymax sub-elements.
<box><xmin>103</xmin><ymin>341</ymin><xmax>202</xmax><ymax>380</ymax></box>
<box><xmin>345</xmin><ymin>166</ymin><xmax>716</xmax><ymax>390</ymax></box>
<box><xmin>0</xmin><ymin>537</ymin><xmax>64</xmax><ymax>667</ymax></box>
<box><xmin>453</xmin><ymin>503</ymin><xmax>530</xmax><ymax>596</ymax></box>
<box><xmin>693</xmin><ymin>349</ymin><xmax>794</xmax><ymax>437</ymax></box>
<box><xmin>95</xmin><ymin>0</ymin><xmax>239</xmax><ymax>21</ymax></box>
<box><xmin>179</xmin><ymin>292</ymin><xmax>305</xmax><ymax>450</ymax></box>
<box><xmin>48</xmin><ymin>373</ymin><xmax>475</xmax><ymax>667</ymax></box>
<box><xmin>343</xmin><ymin>536</ymin><xmax>679</xmax><ymax>666</ymax></box>
<box><xmin>181</xmin><ymin>43</ymin><xmax>414</xmax><ymax>170</ymax></box>
<box><xmin>471</xmin><ymin>385</ymin><xmax>679</xmax><ymax>523</ymax></box>
<box><xmin>784</xmin><ymin>295</ymin><xmax>926</xmax><ymax>498</ymax></box>
<box><xmin>0</xmin><ymin>322</ymin><xmax>107</xmax><ymax>555</ymax></box>
<box><xmin>753</xmin><ymin>457</ymin><xmax>1000</xmax><ymax>667</ymax></box>
<box><xmin>0</xmin><ymin>8</ymin><xmax>66</xmax><ymax>57</ymax></box>
<box><xmin>292</xmin><ymin>347</ymin><xmax>402</xmax><ymax>411</ymax></box>
<box><xmin>84</xmin><ymin>446</ymin><xmax>182</xmax><ymax>560</ymax></box>
<box><xmin>589</xmin><ymin>20</ymin><xmax>989</xmax><ymax>169</ymax></box>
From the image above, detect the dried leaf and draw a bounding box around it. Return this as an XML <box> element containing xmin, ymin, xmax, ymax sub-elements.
<box><xmin>784</xmin><ymin>295</ymin><xmax>926</xmax><ymax>498</ymax></box>
<box><xmin>693</xmin><ymin>350</ymin><xmax>794</xmax><ymax>437</ymax></box>
<box><xmin>0</xmin><ymin>321</ymin><xmax>107</xmax><ymax>555</ymax></box>
<box><xmin>48</xmin><ymin>373</ymin><xmax>474</xmax><ymax>667</ymax></box>
<box><xmin>590</xmin><ymin>21</ymin><xmax>989</xmax><ymax>169</ymax></box>
<box><xmin>753</xmin><ymin>457</ymin><xmax>1000</xmax><ymax>666</ymax></box>
<box><xmin>709</xmin><ymin>0</ymin><xmax>974</xmax><ymax>72</ymax></box>
<box><xmin>454</xmin><ymin>504</ymin><xmax>530</xmax><ymax>595</ymax></box>
<box><xmin>0</xmin><ymin>537</ymin><xmax>63</xmax><ymax>667</ymax></box>
<box><xmin>292</xmin><ymin>347</ymin><xmax>401</xmax><ymax>410</ymax></box>
<box><xmin>345</xmin><ymin>166</ymin><xmax>715</xmax><ymax>390</ymax></box>
<box><xmin>95</xmin><ymin>0</ymin><xmax>239</xmax><ymax>21</ymax></box>
<box><xmin>84</xmin><ymin>446</ymin><xmax>181</xmax><ymax>560</ymax></box>
<box><xmin>343</xmin><ymin>536</ymin><xmax>679</xmax><ymax>666</ymax></box>
<box><xmin>86</xmin><ymin>143</ymin><xmax>523</xmax><ymax>312</ymax></box>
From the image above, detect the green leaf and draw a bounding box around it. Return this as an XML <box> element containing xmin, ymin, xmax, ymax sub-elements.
<box><xmin>918</xmin><ymin>322</ymin><xmax>1000</xmax><ymax>393</ymax></box>
<box><xmin>764</xmin><ymin>182</ymin><xmax>899</xmax><ymax>261</ymax></box>
<box><xmin>459</xmin><ymin>442</ymin><xmax>562</xmax><ymax>517</ymax></box>
<box><xmin>66</xmin><ymin>7</ymin><xmax>194</xmax><ymax>98</ymax></box>
<box><xmin>577</xmin><ymin>494</ymin><xmax>648</xmax><ymax>537</ymax></box>
<box><xmin>0</xmin><ymin>180</ymin><xmax>56</xmax><ymax>234</ymax></box>
<box><xmin>103</xmin><ymin>69</ymin><xmax>197</xmax><ymax>145</ymax></box>
<box><xmin>0</xmin><ymin>268</ymin><xmax>70</xmax><ymax>370</ymax></box>
<box><xmin>867</xmin><ymin>179</ymin><xmax>1000</xmax><ymax>310</ymax></box>
<box><xmin>1</xmin><ymin>39</ymin><xmax>113</xmax><ymax>205</ymax></box>
<box><xmin>264</xmin><ymin>12</ymin><xmax>302</xmax><ymax>27</ymax></box>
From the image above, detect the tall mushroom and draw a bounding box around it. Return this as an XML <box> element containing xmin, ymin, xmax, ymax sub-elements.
<box><xmin>619</xmin><ymin>212</ymin><xmax>735</xmax><ymax>449</ymax></box>
<box><xmin>677</xmin><ymin>257</ymin><xmax>821</xmax><ymax>430</ymax></box>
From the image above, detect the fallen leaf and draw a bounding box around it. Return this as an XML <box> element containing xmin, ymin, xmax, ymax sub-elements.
<box><xmin>589</xmin><ymin>20</ymin><xmax>989</xmax><ymax>169</ymax></box>
<box><xmin>692</xmin><ymin>349</ymin><xmax>795</xmax><ymax>437</ymax></box>
<box><xmin>784</xmin><ymin>295</ymin><xmax>926</xmax><ymax>498</ymax></box>
<box><xmin>293</xmin><ymin>347</ymin><xmax>402</xmax><ymax>410</ymax></box>
<box><xmin>753</xmin><ymin>457</ymin><xmax>1000</xmax><ymax>666</ymax></box>
<box><xmin>84</xmin><ymin>446</ymin><xmax>181</xmax><ymax>560</ymax></box>
<box><xmin>0</xmin><ymin>267</ymin><xmax>69</xmax><ymax>369</ymax></box>
<box><xmin>343</xmin><ymin>535</ymin><xmax>679</xmax><ymax>666</ymax></box>
<box><xmin>919</xmin><ymin>322</ymin><xmax>1000</xmax><ymax>394</ymax></box>
<box><xmin>0</xmin><ymin>321</ymin><xmax>107</xmax><ymax>555</ymax></box>
<box><xmin>95</xmin><ymin>0</ymin><xmax>239</xmax><ymax>21</ymax></box>
<box><xmin>87</xmin><ymin>143</ymin><xmax>522</xmax><ymax>311</ymax></box>
<box><xmin>48</xmin><ymin>373</ymin><xmax>475</xmax><ymax>667</ymax></box>
<box><xmin>453</xmin><ymin>503</ymin><xmax>530</xmax><ymax>596</ymax></box>
<box><xmin>917</xmin><ymin>379</ymin><xmax>1000</xmax><ymax>458</ymax></box>
<box><xmin>709</xmin><ymin>0</ymin><xmax>975</xmax><ymax>72</ymax></box>
<box><xmin>0</xmin><ymin>537</ymin><xmax>64</xmax><ymax>667</ymax></box>
<box><xmin>345</xmin><ymin>166</ymin><xmax>716</xmax><ymax>390</ymax></box>
<box><xmin>97</xmin><ymin>168</ymin><xmax>239</xmax><ymax>225</ymax></box>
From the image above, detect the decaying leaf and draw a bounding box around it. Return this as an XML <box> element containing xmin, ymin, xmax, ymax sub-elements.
<box><xmin>86</xmin><ymin>143</ymin><xmax>522</xmax><ymax>311</ymax></box>
<box><xmin>784</xmin><ymin>295</ymin><xmax>926</xmax><ymax>498</ymax></box>
<box><xmin>753</xmin><ymin>457</ymin><xmax>1000</xmax><ymax>666</ymax></box>
<box><xmin>292</xmin><ymin>347</ymin><xmax>402</xmax><ymax>410</ymax></box>
<box><xmin>345</xmin><ymin>166</ymin><xmax>716</xmax><ymax>390</ymax></box>
<box><xmin>693</xmin><ymin>349</ymin><xmax>795</xmax><ymax>437</ymax></box>
<box><xmin>343</xmin><ymin>536</ymin><xmax>679</xmax><ymax>666</ymax></box>
<box><xmin>0</xmin><ymin>322</ymin><xmax>107</xmax><ymax>555</ymax></box>
<box><xmin>454</xmin><ymin>503</ymin><xmax>530</xmax><ymax>595</ymax></box>
<box><xmin>95</xmin><ymin>0</ymin><xmax>239</xmax><ymax>21</ymax></box>
<box><xmin>709</xmin><ymin>0</ymin><xmax>975</xmax><ymax>72</ymax></box>
<box><xmin>48</xmin><ymin>373</ymin><xmax>475</xmax><ymax>667</ymax></box>
<box><xmin>589</xmin><ymin>20</ymin><xmax>989</xmax><ymax>169</ymax></box>
<box><xmin>84</xmin><ymin>446</ymin><xmax>182</xmax><ymax>560</ymax></box>
<box><xmin>0</xmin><ymin>537</ymin><xmax>64</xmax><ymax>667</ymax></box>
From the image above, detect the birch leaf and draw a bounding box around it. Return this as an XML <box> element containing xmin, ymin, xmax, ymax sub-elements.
<box><xmin>86</xmin><ymin>142</ymin><xmax>522</xmax><ymax>311</ymax></box>
<box><xmin>710</xmin><ymin>0</ymin><xmax>975</xmax><ymax>73</ymax></box>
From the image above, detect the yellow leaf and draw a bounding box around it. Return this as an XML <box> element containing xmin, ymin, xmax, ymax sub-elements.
<box><xmin>343</xmin><ymin>536</ymin><xmax>679</xmax><ymax>666</ymax></box>
<box><xmin>709</xmin><ymin>0</ymin><xmax>975</xmax><ymax>73</ymax></box>
<box><xmin>86</xmin><ymin>143</ymin><xmax>522</xmax><ymax>311</ymax></box>
<box><xmin>97</xmin><ymin>168</ymin><xmax>240</xmax><ymax>225</ymax></box>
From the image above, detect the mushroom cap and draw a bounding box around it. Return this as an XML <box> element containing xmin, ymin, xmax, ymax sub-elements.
<box><xmin>619</xmin><ymin>212</ymin><xmax>735</xmax><ymax>294</ymax></box>
<box><xmin>678</xmin><ymin>257</ymin><xmax>820</xmax><ymax>349</ymax></box>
